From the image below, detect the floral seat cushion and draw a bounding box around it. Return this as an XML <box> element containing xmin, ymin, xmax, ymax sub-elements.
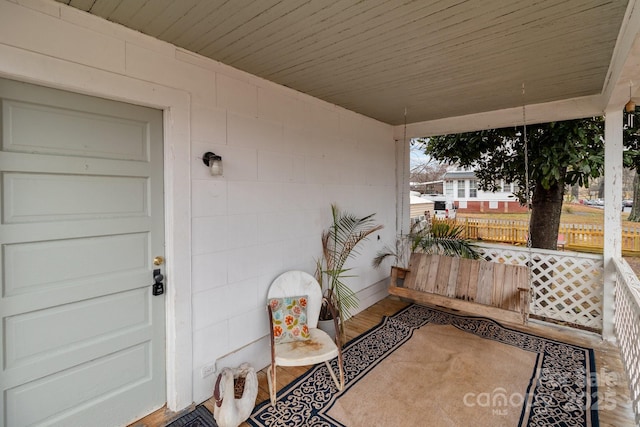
<box><xmin>269</xmin><ymin>295</ymin><xmax>311</xmax><ymax>344</ymax></box>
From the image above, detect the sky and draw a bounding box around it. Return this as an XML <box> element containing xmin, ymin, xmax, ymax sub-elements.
<box><xmin>410</xmin><ymin>141</ymin><xmax>431</xmax><ymax>169</ymax></box>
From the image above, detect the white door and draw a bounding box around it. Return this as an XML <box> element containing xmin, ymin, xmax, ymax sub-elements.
<box><xmin>0</xmin><ymin>78</ymin><xmax>166</xmax><ymax>427</ymax></box>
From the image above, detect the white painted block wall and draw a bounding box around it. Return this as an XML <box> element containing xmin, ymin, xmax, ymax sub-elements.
<box><xmin>0</xmin><ymin>0</ymin><xmax>400</xmax><ymax>411</ymax></box>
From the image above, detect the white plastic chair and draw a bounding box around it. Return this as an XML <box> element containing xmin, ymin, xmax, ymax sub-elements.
<box><xmin>266</xmin><ymin>271</ymin><xmax>344</xmax><ymax>405</ymax></box>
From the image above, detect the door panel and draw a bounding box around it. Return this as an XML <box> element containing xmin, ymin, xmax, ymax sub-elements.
<box><xmin>2</xmin><ymin>88</ymin><xmax>149</xmax><ymax>161</ymax></box>
<box><xmin>4</xmin><ymin>233</ymin><xmax>148</xmax><ymax>297</ymax></box>
<box><xmin>0</xmin><ymin>78</ymin><xmax>166</xmax><ymax>427</ymax></box>
<box><xmin>4</xmin><ymin>173</ymin><xmax>148</xmax><ymax>222</ymax></box>
<box><xmin>6</xmin><ymin>287</ymin><xmax>150</xmax><ymax>368</ymax></box>
<box><xmin>7</xmin><ymin>342</ymin><xmax>151</xmax><ymax>427</ymax></box>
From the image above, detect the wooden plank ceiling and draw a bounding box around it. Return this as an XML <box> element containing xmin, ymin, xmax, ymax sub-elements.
<box><xmin>56</xmin><ymin>0</ymin><xmax>630</xmax><ymax>125</ymax></box>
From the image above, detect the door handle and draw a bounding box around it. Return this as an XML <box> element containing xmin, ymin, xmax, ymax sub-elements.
<box><xmin>152</xmin><ymin>268</ymin><xmax>164</xmax><ymax>296</ymax></box>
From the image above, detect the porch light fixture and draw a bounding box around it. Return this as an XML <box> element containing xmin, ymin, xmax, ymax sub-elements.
<box><xmin>626</xmin><ymin>100</ymin><xmax>636</xmax><ymax>127</ymax></box>
<box><xmin>203</xmin><ymin>152</ymin><xmax>223</xmax><ymax>176</ymax></box>
<box><xmin>626</xmin><ymin>99</ymin><xmax>636</xmax><ymax>113</ymax></box>
<box><xmin>626</xmin><ymin>82</ymin><xmax>635</xmax><ymax>127</ymax></box>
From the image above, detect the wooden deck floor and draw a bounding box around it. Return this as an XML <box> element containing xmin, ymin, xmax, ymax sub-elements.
<box><xmin>130</xmin><ymin>297</ymin><xmax>636</xmax><ymax>427</ymax></box>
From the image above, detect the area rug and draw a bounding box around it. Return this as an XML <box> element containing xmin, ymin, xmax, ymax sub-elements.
<box><xmin>166</xmin><ymin>405</ymin><xmax>217</xmax><ymax>427</ymax></box>
<box><xmin>247</xmin><ymin>304</ymin><xmax>599</xmax><ymax>426</ymax></box>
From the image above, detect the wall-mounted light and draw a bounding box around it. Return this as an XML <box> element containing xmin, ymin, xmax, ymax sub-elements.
<box><xmin>203</xmin><ymin>152</ymin><xmax>223</xmax><ymax>176</ymax></box>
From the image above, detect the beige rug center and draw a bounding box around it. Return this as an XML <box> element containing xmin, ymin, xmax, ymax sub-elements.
<box><xmin>326</xmin><ymin>323</ymin><xmax>537</xmax><ymax>427</ymax></box>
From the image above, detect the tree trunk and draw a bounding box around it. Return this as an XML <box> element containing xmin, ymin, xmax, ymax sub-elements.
<box><xmin>530</xmin><ymin>181</ymin><xmax>564</xmax><ymax>249</ymax></box>
<box><xmin>628</xmin><ymin>173</ymin><xmax>640</xmax><ymax>222</ymax></box>
<box><xmin>571</xmin><ymin>183</ymin><xmax>579</xmax><ymax>201</ymax></box>
<box><xmin>597</xmin><ymin>178</ymin><xmax>605</xmax><ymax>199</ymax></box>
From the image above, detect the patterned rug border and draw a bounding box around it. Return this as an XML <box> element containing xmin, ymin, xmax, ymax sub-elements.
<box><xmin>167</xmin><ymin>404</ymin><xmax>217</xmax><ymax>427</ymax></box>
<box><xmin>248</xmin><ymin>304</ymin><xmax>599</xmax><ymax>427</ymax></box>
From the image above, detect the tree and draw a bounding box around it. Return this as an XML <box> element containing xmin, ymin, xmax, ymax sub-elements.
<box><xmin>415</xmin><ymin>118</ymin><xmax>604</xmax><ymax>249</ymax></box>
<box><xmin>410</xmin><ymin>161</ymin><xmax>448</xmax><ymax>185</ymax></box>
<box><xmin>409</xmin><ymin>149</ymin><xmax>448</xmax><ymax>193</ymax></box>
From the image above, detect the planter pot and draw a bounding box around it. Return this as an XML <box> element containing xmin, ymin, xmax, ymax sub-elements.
<box><xmin>317</xmin><ymin>318</ymin><xmax>337</xmax><ymax>341</ymax></box>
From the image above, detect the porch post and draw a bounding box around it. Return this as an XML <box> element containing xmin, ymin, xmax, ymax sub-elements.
<box><xmin>602</xmin><ymin>109</ymin><xmax>623</xmax><ymax>340</ymax></box>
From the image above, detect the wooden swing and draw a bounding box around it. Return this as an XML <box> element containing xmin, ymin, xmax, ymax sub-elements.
<box><xmin>388</xmin><ymin>253</ymin><xmax>530</xmax><ymax>325</ymax></box>
<box><xmin>392</xmin><ymin>87</ymin><xmax>533</xmax><ymax>326</ymax></box>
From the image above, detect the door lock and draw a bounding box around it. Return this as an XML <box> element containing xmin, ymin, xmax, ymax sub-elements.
<box><xmin>152</xmin><ymin>268</ymin><xmax>164</xmax><ymax>296</ymax></box>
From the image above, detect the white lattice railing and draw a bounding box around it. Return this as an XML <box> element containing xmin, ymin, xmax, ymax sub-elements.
<box><xmin>478</xmin><ymin>243</ymin><xmax>604</xmax><ymax>331</ymax></box>
<box><xmin>613</xmin><ymin>257</ymin><xmax>640</xmax><ymax>425</ymax></box>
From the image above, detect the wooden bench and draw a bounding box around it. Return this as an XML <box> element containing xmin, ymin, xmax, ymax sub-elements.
<box><xmin>388</xmin><ymin>253</ymin><xmax>531</xmax><ymax>325</ymax></box>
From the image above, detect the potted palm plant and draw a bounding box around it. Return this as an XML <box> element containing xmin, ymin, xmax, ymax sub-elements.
<box><xmin>413</xmin><ymin>221</ymin><xmax>480</xmax><ymax>258</ymax></box>
<box><xmin>315</xmin><ymin>204</ymin><xmax>383</xmax><ymax>342</ymax></box>
<box><xmin>373</xmin><ymin>220</ymin><xmax>480</xmax><ymax>285</ymax></box>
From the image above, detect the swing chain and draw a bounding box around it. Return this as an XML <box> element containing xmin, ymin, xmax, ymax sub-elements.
<box><xmin>522</xmin><ymin>84</ymin><xmax>535</xmax><ymax>319</ymax></box>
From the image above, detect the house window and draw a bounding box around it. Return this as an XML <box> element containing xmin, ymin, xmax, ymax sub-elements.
<box><xmin>469</xmin><ymin>180</ymin><xmax>477</xmax><ymax>198</ymax></box>
<box><xmin>445</xmin><ymin>180</ymin><xmax>454</xmax><ymax>197</ymax></box>
<box><xmin>457</xmin><ymin>180</ymin><xmax>465</xmax><ymax>198</ymax></box>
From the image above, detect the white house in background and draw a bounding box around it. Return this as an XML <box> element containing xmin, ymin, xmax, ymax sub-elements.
<box><xmin>442</xmin><ymin>170</ymin><xmax>527</xmax><ymax>213</ymax></box>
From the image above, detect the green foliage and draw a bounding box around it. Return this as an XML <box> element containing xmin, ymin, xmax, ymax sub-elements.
<box><xmin>414</xmin><ymin>118</ymin><xmax>605</xmax><ymax>204</ymax></box>
<box><xmin>372</xmin><ymin>221</ymin><xmax>480</xmax><ymax>270</ymax></box>
<box><xmin>316</xmin><ymin>204</ymin><xmax>383</xmax><ymax>324</ymax></box>
<box><xmin>414</xmin><ymin>117</ymin><xmax>613</xmax><ymax>248</ymax></box>
<box><xmin>416</xmin><ymin>111</ymin><xmax>640</xmax><ymax>201</ymax></box>
<box><xmin>416</xmin><ymin>222</ymin><xmax>481</xmax><ymax>259</ymax></box>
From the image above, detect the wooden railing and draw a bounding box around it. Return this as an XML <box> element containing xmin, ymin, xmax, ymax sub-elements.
<box><xmin>435</xmin><ymin>217</ymin><xmax>640</xmax><ymax>255</ymax></box>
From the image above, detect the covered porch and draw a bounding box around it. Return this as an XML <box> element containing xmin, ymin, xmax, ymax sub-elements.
<box><xmin>136</xmin><ymin>242</ymin><xmax>640</xmax><ymax>426</ymax></box>
<box><xmin>2</xmin><ymin>0</ymin><xmax>640</xmax><ymax>426</ymax></box>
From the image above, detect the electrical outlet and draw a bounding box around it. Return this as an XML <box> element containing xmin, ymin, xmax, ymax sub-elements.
<box><xmin>201</xmin><ymin>362</ymin><xmax>216</xmax><ymax>378</ymax></box>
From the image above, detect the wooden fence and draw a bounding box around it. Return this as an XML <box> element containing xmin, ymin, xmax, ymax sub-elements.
<box><xmin>434</xmin><ymin>217</ymin><xmax>640</xmax><ymax>255</ymax></box>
